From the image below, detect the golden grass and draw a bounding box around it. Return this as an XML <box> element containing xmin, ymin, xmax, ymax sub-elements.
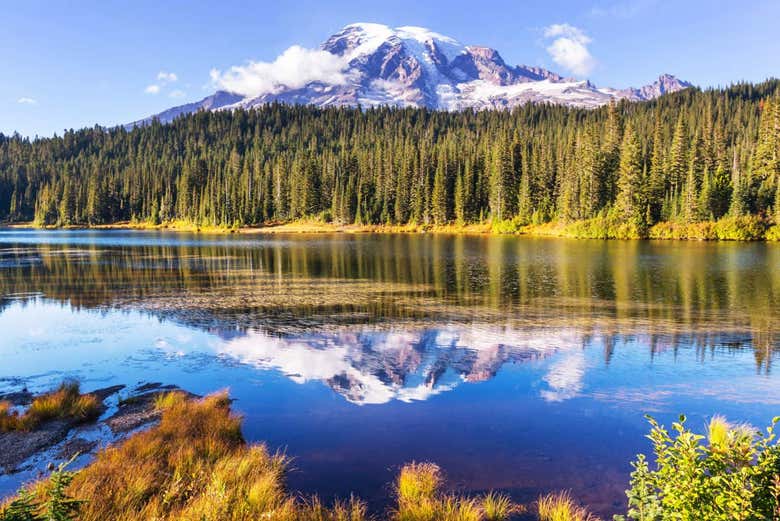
<box><xmin>393</xmin><ymin>462</ymin><xmax>520</xmax><ymax>521</ymax></box>
<box><xmin>482</xmin><ymin>491</ymin><xmax>519</xmax><ymax>521</ymax></box>
<box><xmin>0</xmin><ymin>381</ymin><xmax>101</xmax><ymax>432</ymax></box>
<box><xmin>0</xmin><ymin>401</ymin><xmax>13</xmax><ymax>431</ymax></box>
<box><xmin>13</xmin><ymin>390</ymin><xmax>370</xmax><ymax>521</ymax></box>
<box><xmin>537</xmin><ymin>491</ymin><xmax>600</xmax><ymax>521</ymax></box>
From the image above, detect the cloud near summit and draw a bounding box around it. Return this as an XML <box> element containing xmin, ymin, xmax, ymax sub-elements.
<box><xmin>210</xmin><ymin>45</ymin><xmax>352</xmax><ymax>98</ymax></box>
<box><xmin>543</xmin><ymin>23</ymin><xmax>596</xmax><ymax>77</ymax></box>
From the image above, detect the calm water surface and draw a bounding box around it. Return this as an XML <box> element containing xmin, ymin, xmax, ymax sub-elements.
<box><xmin>1</xmin><ymin>228</ymin><xmax>779</xmax><ymax>516</ymax></box>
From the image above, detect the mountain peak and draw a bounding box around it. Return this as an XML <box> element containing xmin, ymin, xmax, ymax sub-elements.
<box><xmin>131</xmin><ymin>23</ymin><xmax>694</xmax><ymax>127</ymax></box>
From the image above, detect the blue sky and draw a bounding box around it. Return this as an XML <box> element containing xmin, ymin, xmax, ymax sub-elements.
<box><xmin>3</xmin><ymin>0</ymin><xmax>779</xmax><ymax>137</ymax></box>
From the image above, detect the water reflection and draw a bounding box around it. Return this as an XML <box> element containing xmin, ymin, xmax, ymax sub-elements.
<box><xmin>1</xmin><ymin>230</ymin><xmax>778</xmax><ymax>334</ymax></box>
<box><xmin>217</xmin><ymin>327</ymin><xmax>553</xmax><ymax>404</ymax></box>
<box><xmin>2</xmin><ymin>229</ymin><xmax>780</xmax><ymax>516</ymax></box>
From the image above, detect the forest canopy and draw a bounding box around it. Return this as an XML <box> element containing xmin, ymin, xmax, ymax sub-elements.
<box><xmin>1</xmin><ymin>80</ymin><xmax>779</xmax><ymax>238</ymax></box>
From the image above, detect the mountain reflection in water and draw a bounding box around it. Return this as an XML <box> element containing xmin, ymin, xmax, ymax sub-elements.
<box><xmin>2</xmin><ymin>229</ymin><xmax>780</xmax><ymax>516</ymax></box>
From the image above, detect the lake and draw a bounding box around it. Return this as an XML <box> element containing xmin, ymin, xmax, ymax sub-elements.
<box><xmin>1</xmin><ymin>228</ymin><xmax>779</xmax><ymax>516</ymax></box>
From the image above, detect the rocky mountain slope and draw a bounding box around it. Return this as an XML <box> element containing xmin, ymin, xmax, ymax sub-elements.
<box><xmin>130</xmin><ymin>23</ymin><xmax>692</xmax><ymax>127</ymax></box>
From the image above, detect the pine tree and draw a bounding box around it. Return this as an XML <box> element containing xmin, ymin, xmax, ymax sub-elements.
<box><xmin>0</xmin><ymin>489</ymin><xmax>41</xmax><ymax>521</ymax></box>
<box><xmin>577</xmin><ymin>126</ymin><xmax>602</xmax><ymax>219</ymax></box>
<box><xmin>44</xmin><ymin>463</ymin><xmax>82</xmax><ymax>521</ymax></box>
<box><xmin>683</xmin><ymin>135</ymin><xmax>704</xmax><ymax>222</ymax></box>
<box><xmin>698</xmin><ymin>165</ymin><xmax>712</xmax><ymax>220</ymax></box>
<box><xmin>616</xmin><ymin>122</ymin><xmax>646</xmax><ymax>234</ymax></box>
<box><xmin>488</xmin><ymin>137</ymin><xmax>512</xmax><ymax>221</ymax></box>
<box><xmin>750</xmin><ymin>97</ymin><xmax>780</xmax><ymax>212</ymax></box>
<box><xmin>730</xmin><ymin>149</ymin><xmax>746</xmax><ymax>216</ymax></box>
<box><xmin>710</xmin><ymin>161</ymin><xmax>732</xmax><ymax>219</ymax></box>
<box><xmin>601</xmin><ymin>100</ymin><xmax>623</xmax><ymax>202</ymax></box>
<box><xmin>648</xmin><ymin>112</ymin><xmax>666</xmax><ymax>223</ymax></box>
<box><xmin>454</xmin><ymin>170</ymin><xmax>465</xmax><ymax>225</ymax></box>
<box><xmin>668</xmin><ymin>112</ymin><xmax>689</xmax><ymax>194</ymax></box>
<box><xmin>431</xmin><ymin>151</ymin><xmax>449</xmax><ymax>225</ymax></box>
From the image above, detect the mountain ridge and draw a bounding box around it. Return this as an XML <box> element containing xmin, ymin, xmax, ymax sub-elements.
<box><xmin>129</xmin><ymin>23</ymin><xmax>693</xmax><ymax>127</ymax></box>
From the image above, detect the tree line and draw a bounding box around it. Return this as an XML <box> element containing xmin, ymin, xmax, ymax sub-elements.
<box><xmin>0</xmin><ymin>80</ymin><xmax>779</xmax><ymax>235</ymax></box>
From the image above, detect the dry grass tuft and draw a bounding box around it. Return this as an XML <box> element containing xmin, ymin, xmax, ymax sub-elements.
<box><xmin>0</xmin><ymin>401</ymin><xmax>14</xmax><ymax>431</ymax></box>
<box><xmin>482</xmin><ymin>491</ymin><xmax>521</xmax><ymax>521</ymax></box>
<box><xmin>537</xmin><ymin>491</ymin><xmax>600</xmax><ymax>521</ymax></box>
<box><xmin>0</xmin><ymin>381</ymin><xmax>101</xmax><ymax>432</ymax></box>
<box><xmin>393</xmin><ymin>462</ymin><xmax>520</xmax><ymax>521</ymax></box>
<box><xmin>298</xmin><ymin>495</ymin><xmax>370</xmax><ymax>521</ymax></box>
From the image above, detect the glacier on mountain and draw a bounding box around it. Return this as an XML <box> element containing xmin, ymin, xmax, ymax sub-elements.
<box><xmin>129</xmin><ymin>23</ymin><xmax>692</xmax><ymax>127</ymax></box>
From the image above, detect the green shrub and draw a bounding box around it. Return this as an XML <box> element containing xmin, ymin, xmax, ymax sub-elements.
<box><xmin>561</xmin><ymin>210</ymin><xmax>646</xmax><ymax>240</ymax></box>
<box><xmin>0</xmin><ymin>461</ymin><xmax>82</xmax><ymax>521</ymax></box>
<box><xmin>766</xmin><ymin>225</ymin><xmax>780</xmax><ymax>241</ymax></box>
<box><xmin>713</xmin><ymin>215</ymin><xmax>768</xmax><ymax>241</ymax></box>
<box><xmin>616</xmin><ymin>415</ymin><xmax>780</xmax><ymax>521</ymax></box>
<box><xmin>491</xmin><ymin>217</ymin><xmax>525</xmax><ymax>234</ymax></box>
<box><xmin>648</xmin><ymin>221</ymin><xmax>717</xmax><ymax>240</ymax></box>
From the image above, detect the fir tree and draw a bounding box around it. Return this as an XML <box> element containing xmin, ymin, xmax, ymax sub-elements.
<box><xmin>616</xmin><ymin>122</ymin><xmax>646</xmax><ymax>233</ymax></box>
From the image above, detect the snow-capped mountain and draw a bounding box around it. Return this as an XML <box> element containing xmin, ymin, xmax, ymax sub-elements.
<box><xmin>130</xmin><ymin>23</ymin><xmax>692</xmax><ymax>127</ymax></box>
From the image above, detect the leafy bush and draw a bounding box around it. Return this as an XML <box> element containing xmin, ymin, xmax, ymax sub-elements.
<box><xmin>491</xmin><ymin>217</ymin><xmax>526</xmax><ymax>234</ymax></box>
<box><xmin>648</xmin><ymin>221</ymin><xmax>717</xmax><ymax>240</ymax></box>
<box><xmin>766</xmin><ymin>225</ymin><xmax>780</xmax><ymax>241</ymax></box>
<box><xmin>616</xmin><ymin>415</ymin><xmax>780</xmax><ymax>521</ymax></box>
<box><xmin>713</xmin><ymin>215</ymin><xmax>768</xmax><ymax>241</ymax></box>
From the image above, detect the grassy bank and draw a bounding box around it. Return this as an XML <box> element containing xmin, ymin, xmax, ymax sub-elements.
<box><xmin>8</xmin><ymin>216</ymin><xmax>780</xmax><ymax>240</ymax></box>
<box><xmin>513</xmin><ymin>215</ymin><xmax>780</xmax><ymax>241</ymax></box>
<box><xmin>4</xmin><ymin>389</ymin><xmax>780</xmax><ymax>520</ymax></box>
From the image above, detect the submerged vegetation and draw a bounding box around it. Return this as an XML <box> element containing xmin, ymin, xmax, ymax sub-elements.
<box><xmin>0</xmin><ymin>381</ymin><xmax>100</xmax><ymax>432</ymax></box>
<box><xmin>1</xmin><ymin>81</ymin><xmax>780</xmax><ymax>240</ymax></box>
<box><xmin>3</xmin><ymin>389</ymin><xmax>780</xmax><ymax>520</ymax></box>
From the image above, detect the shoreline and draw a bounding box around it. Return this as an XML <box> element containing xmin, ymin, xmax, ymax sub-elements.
<box><xmin>3</xmin><ymin>218</ymin><xmax>779</xmax><ymax>241</ymax></box>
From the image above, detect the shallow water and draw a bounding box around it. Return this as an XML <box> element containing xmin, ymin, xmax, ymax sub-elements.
<box><xmin>1</xmin><ymin>228</ymin><xmax>779</xmax><ymax>515</ymax></box>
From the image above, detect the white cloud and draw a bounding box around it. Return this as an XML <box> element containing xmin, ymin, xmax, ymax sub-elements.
<box><xmin>543</xmin><ymin>23</ymin><xmax>596</xmax><ymax>77</ymax></box>
<box><xmin>169</xmin><ymin>89</ymin><xmax>186</xmax><ymax>99</ymax></box>
<box><xmin>157</xmin><ymin>71</ymin><xmax>178</xmax><ymax>83</ymax></box>
<box><xmin>17</xmin><ymin>97</ymin><xmax>37</xmax><ymax>105</ymax></box>
<box><xmin>144</xmin><ymin>84</ymin><xmax>161</xmax><ymax>95</ymax></box>
<box><xmin>209</xmin><ymin>45</ymin><xmax>352</xmax><ymax>98</ymax></box>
